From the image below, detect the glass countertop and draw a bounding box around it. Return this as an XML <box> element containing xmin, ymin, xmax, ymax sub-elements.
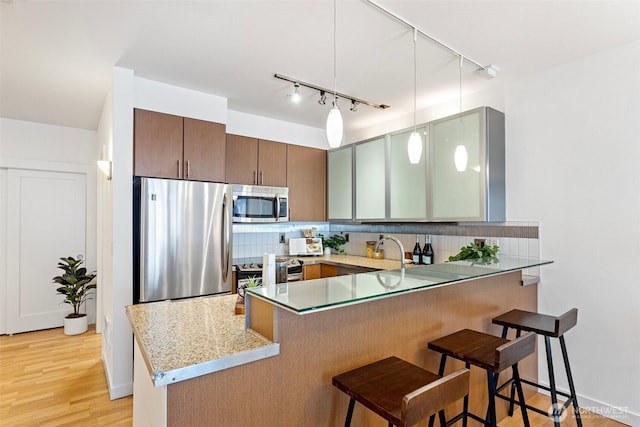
<box><xmin>245</xmin><ymin>256</ymin><xmax>552</xmax><ymax>314</ymax></box>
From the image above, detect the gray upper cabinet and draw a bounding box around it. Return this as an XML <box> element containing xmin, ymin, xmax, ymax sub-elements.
<box><xmin>327</xmin><ymin>145</ymin><xmax>353</xmax><ymax>220</ymax></box>
<box><xmin>389</xmin><ymin>127</ymin><xmax>428</xmax><ymax>220</ymax></box>
<box><xmin>326</xmin><ymin>106</ymin><xmax>505</xmax><ymax>223</ymax></box>
<box><xmin>429</xmin><ymin>106</ymin><xmax>505</xmax><ymax>222</ymax></box>
<box><xmin>355</xmin><ymin>137</ymin><xmax>386</xmax><ymax>220</ymax></box>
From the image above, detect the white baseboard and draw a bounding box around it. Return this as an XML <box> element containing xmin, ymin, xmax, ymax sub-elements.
<box><xmin>537</xmin><ymin>382</ymin><xmax>639</xmax><ymax>426</ymax></box>
<box><xmin>102</xmin><ymin>347</ymin><xmax>133</xmax><ymax>400</ymax></box>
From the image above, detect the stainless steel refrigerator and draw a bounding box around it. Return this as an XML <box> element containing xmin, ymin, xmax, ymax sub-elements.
<box><xmin>133</xmin><ymin>177</ymin><xmax>232</xmax><ymax>303</ymax></box>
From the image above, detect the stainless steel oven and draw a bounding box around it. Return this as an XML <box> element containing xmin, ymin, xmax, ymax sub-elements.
<box><xmin>232</xmin><ymin>185</ymin><xmax>288</xmax><ymax>223</ymax></box>
<box><xmin>236</xmin><ymin>258</ymin><xmax>303</xmax><ymax>296</ymax></box>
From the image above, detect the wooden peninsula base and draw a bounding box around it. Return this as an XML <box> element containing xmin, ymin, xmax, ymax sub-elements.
<box><xmin>166</xmin><ymin>270</ymin><xmax>537</xmax><ymax>426</ymax></box>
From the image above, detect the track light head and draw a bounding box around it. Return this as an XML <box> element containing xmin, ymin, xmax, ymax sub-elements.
<box><xmin>318</xmin><ymin>90</ymin><xmax>327</xmax><ymax>105</ymax></box>
<box><xmin>291</xmin><ymin>83</ymin><xmax>301</xmax><ymax>103</ymax></box>
<box><xmin>350</xmin><ymin>100</ymin><xmax>359</xmax><ymax>112</ymax></box>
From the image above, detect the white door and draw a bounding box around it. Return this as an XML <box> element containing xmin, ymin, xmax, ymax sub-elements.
<box><xmin>6</xmin><ymin>169</ymin><xmax>87</xmax><ymax>334</ymax></box>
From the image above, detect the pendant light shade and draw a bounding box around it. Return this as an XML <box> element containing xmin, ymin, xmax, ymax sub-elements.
<box><xmin>326</xmin><ymin>103</ymin><xmax>343</xmax><ymax>148</ymax></box>
<box><xmin>454</xmin><ymin>144</ymin><xmax>468</xmax><ymax>172</ymax></box>
<box><xmin>407</xmin><ymin>131</ymin><xmax>422</xmax><ymax>164</ymax></box>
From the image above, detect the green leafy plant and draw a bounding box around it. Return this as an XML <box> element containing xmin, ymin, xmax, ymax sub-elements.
<box><xmin>447</xmin><ymin>242</ymin><xmax>499</xmax><ymax>264</ymax></box>
<box><xmin>52</xmin><ymin>256</ymin><xmax>97</xmax><ymax>318</ymax></box>
<box><xmin>318</xmin><ymin>233</ymin><xmax>347</xmax><ymax>254</ymax></box>
<box><xmin>246</xmin><ymin>276</ymin><xmax>261</xmax><ymax>288</ymax></box>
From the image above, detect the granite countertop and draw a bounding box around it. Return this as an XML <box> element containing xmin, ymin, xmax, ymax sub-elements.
<box><xmin>126</xmin><ymin>294</ymin><xmax>279</xmax><ymax>387</ymax></box>
<box><xmin>296</xmin><ymin>254</ymin><xmax>413</xmax><ymax>270</ymax></box>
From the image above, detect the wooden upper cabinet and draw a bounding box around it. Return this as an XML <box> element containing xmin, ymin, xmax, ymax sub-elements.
<box><xmin>225</xmin><ymin>135</ymin><xmax>287</xmax><ymax>187</ymax></box>
<box><xmin>226</xmin><ymin>134</ymin><xmax>259</xmax><ymax>185</ymax></box>
<box><xmin>134</xmin><ymin>109</ymin><xmax>183</xmax><ymax>179</ymax></box>
<box><xmin>258</xmin><ymin>139</ymin><xmax>287</xmax><ymax>187</ymax></box>
<box><xmin>287</xmin><ymin>145</ymin><xmax>326</xmax><ymax>221</ymax></box>
<box><xmin>134</xmin><ymin>109</ymin><xmax>226</xmax><ymax>182</ymax></box>
<box><xmin>183</xmin><ymin>118</ymin><xmax>226</xmax><ymax>182</ymax></box>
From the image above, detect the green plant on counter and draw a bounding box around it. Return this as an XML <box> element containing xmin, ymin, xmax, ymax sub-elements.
<box><xmin>246</xmin><ymin>276</ymin><xmax>261</xmax><ymax>288</ymax></box>
<box><xmin>318</xmin><ymin>233</ymin><xmax>347</xmax><ymax>254</ymax></box>
<box><xmin>447</xmin><ymin>242</ymin><xmax>499</xmax><ymax>265</ymax></box>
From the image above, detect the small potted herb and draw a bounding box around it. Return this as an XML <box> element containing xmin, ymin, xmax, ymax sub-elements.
<box><xmin>239</xmin><ymin>276</ymin><xmax>261</xmax><ymax>299</ymax></box>
<box><xmin>319</xmin><ymin>233</ymin><xmax>347</xmax><ymax>255</ymax></box>
<box><xmin>52</xmin><ymin>255</ymin><xmax>97</xmax><ymax>335</ymax></box>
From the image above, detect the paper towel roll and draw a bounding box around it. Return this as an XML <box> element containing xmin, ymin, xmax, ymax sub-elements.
<box><xmin>262</xmin><ymin>253</ymin><xmax>275</xmax><ymax>286</ymax></box>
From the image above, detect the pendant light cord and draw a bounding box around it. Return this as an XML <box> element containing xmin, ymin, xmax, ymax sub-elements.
<box><xmin>459</xmin><ymin>54</ymin><xmax>463</xmax><ymax>124</ymax></box>
<box><xmin>333</xmin><ymin>0</ymin><xmax>337</xmax><ymax>105</ymax></box>
<box><xmin>413</xmin><ymin>27</ymin><xmax>417</xmax><ymax>132</ymax></box>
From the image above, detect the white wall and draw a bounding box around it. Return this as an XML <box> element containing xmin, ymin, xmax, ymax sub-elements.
<box><xmin>0</xmin><ymin>118</ymin><xmax>98</xmax><ymax>334</ymax></box>
<box><xmin>227</xmin><ymin>110</ymin><xmax>326</xmax><ymax>148</ymax></box>
<box><xmin>505</xmin><ymin>40</ymin><xmax>640</xmax><ymax>424</ymax></box>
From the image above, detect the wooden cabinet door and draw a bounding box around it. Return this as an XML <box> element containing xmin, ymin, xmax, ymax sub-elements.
<box><xmin>134</xmin><ymin>109</ymin><xmax>184</xmax><ymax>179</ymax></box>
<box><xmin>321</xmin><ymin>264</ymin><xmax>337</xmax><ymax>278</ymax></box>
<box><xmin>287</xmin><ymin>145</ymin><xmax>326</xmax><ymax>221</ymax></box>
<box><xmin>183</xmin><ymin>118</ymin><xmax>226</xmax><ymax>182</ymax></box>
<box><xmin>226</xmin><ymin>134</ymin><xmax>258</xmax><ymax>185</ymax></box>
<box><xmin>303</xmin><ymin>264</ymin><xmax>321</xmax><ymax>281</ymax></box>
<box><xmin>257</xmin><ymin>139</ymin><xmax>287</xmax><ymax>187</ymax></box>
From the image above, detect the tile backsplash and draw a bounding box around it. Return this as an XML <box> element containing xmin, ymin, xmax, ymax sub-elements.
<box><xmin>232</xmin><ymin>222</ymin><xmax>540</xmax><ymax>274</ymax></box>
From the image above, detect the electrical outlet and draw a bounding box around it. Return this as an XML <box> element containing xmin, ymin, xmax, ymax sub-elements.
<box><xmin>279</xmin><ymin>233</ymin><xmax>285</xmax><ymax>244</ymax></box>
<box><xmin>474</xmin><ymin>238</ymin><xmax>486</xmax><ymax>248</ymax></box>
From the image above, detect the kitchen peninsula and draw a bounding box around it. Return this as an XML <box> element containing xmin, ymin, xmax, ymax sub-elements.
<box><xmin>127</xmin><ymin>256</ymin><xmax>551</xmax><ymax>427</ymax></box>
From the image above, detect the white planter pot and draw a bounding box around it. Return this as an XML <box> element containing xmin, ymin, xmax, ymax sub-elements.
<box><xmin>64</xmin><ymin>315</ymin><xmax>88</xmax><ymax>335</ymax></box>
<box><xmin>324</xmin><ymin>247</ymin><xmax>331</xmax><ymax>255</ymax></box>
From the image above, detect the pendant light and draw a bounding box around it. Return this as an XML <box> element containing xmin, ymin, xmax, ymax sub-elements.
<box><xmin>454</xmin><ymin>54</ymin><xmax>468</xmax><ymax>172</ymax></box>
<box><xmin>326</xmin><ymin>0</ymin><xmax>343</xmax><ymax>148</ymax></box>
<box><xmin>407</xmin><ymin>28</ymin><xmax>422</xmax><ymax>164</ymax></box>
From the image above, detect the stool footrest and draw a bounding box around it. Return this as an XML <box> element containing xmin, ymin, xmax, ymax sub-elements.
<box><xmin>495</xmin><ymin>378</ymin><xmax>576</xmax><ymax>418</ymax></box>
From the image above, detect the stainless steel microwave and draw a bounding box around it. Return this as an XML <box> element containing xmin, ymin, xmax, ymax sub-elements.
<box><xmin>232</xmin><ymin>185</ymin><xmax>289</xmax><ymax>223</ymax></box>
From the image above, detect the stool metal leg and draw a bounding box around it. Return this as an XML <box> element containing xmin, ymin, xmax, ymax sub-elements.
<box><xmin>463</xmin><ymin>362</ymin><xmax>470</xmax><ymax>427</ymax></box>
<box><xmin>344</xmin><ymin>397</ymin><xmax>355</xmax><ymax>427</ymax></box>
<box><xmin>545</xmin><ymin>336</ymin><xmax>561</xmax><ymax>427</ymax></box>
<box><xmin>560</xmin><ymin>335</ymin><xmax>583</xmax><ymax>427</ymax></box>
<box><xmin>513</xmin><ymin>364</ymin><xmax>531</xmax><ymax>427</ymax></box>
<box><xmin>486</xmin><ymin>371</ymin><xmax>498</xmax><ymax>427</ymax></box>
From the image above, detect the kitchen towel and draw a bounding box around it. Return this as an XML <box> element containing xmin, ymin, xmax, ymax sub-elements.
<box><xmin>262</xmin><ymin>253</ymin><xmax>275</xmax><ymax>286</ymax></box>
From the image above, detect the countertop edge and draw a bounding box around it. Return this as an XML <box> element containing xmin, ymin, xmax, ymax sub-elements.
<box><xmin>150</xmin><ymin>342</ymin><xmax>281</xmax><ymax>387</ymax></box>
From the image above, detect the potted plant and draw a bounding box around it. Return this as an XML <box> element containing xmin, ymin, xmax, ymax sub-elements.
<box><xmin>319</xmin><ymin>233</ymin><xmax>347</xmax><ymax>255</ymax></box>
<box><xmin>447</xmin><ymin>242</ymin><xmax>500</xmax><ymax>265</ymax></box>
<box><xmin>52</xmin><ymin>255</ymin><xmax>97</xmax><ymax>335</ymax></box>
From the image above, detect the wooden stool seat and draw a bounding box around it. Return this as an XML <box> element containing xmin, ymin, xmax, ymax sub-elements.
<box><xmin>492</xmin><ymin>308</ymin><xmax>577</xmax><ymax>338</ymax></box>
<box><xmin>492</xmin><ymin>309</ymin><xmax>582</xmax><ymax>427</ymax></box>
<box><xmin>332</xmin><ymin>356</ymin><xmax>469</xmax><ymax>427</ymax></box>
<box><xmin>428</xmin><ymin>329</ymin><xmax>536</xmax><ymax>427</ymax></box>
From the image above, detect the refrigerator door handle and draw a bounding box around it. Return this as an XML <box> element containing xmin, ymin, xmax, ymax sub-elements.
<box><xmin>222</xmin><ymin>189</ymin><xmax>231</xmax><ymax>282</ymax></box>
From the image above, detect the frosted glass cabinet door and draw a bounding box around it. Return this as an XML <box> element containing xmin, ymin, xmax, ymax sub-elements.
<box><xmin>355</xmin><ymin>137</ymin><xmax>386</xmax><ymax>220</ymax></box>
<box><xmin>389</xmin><ymin>127</ymin><xmax>427</xmax><ymax>219</ymax></box>
<box><xmin>328</xmin><ymin>146</ymin><xmax>353</xmax><ymax>220</ymax></box>
<box><xmin>430</xmin><ymin>110</ymin><xmax>484</xmax><ymax>220</ymax></box>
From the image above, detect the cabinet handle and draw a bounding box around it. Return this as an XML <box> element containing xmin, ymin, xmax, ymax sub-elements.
<box><xmin>186</xmin><ymin>161</ymin><xmax>191</xmax><ymax>179</ymax></box>
<box><xmin>260</xmin><ymin>171</ymin><xmax>264</xmax><ymax>185</ymax></box>
<box><xmin>253</xmin><ymin>171</ymin><xmax>257</xmax><ymax>185</ymax></box>
<box><xmin>177</xmin><ymin>160</ymin><xmax>181</xmax><ymax>178</ymax></box>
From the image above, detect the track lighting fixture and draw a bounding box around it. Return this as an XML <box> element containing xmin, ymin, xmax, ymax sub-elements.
<box><xmin>318</xmin><ymin>91</ymin><xmax>327</xmax><ymax>105</ymax></box>
<box><xmin>350</xmin><ymin>100</ymin><xmax>359</xmax><ymax>112</ymax></box>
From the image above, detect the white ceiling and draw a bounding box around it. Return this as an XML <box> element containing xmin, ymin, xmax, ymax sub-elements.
<box><xmin>1</xmin><ymin>0</ymin><xmax>639</xmax><ymax>133</ymax></box>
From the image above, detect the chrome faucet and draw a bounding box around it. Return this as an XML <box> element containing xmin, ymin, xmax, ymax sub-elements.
<box><xmin>374</xmin><ymin>235</ymin><xmax>406</xmax><ymax>269</ymax></box>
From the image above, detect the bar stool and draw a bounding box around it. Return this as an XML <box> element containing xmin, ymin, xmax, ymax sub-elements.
<box><xmin>427</xmin><ymin>329</ymin><xmax>536</xmax><ymax>427</ymax></box>
<box><xmin>492</xmin><ymin>308</ymin><xmax>582</xmax><ymax>427</ymax></box>
<box><xmin>332</xmin><ymin>356</ymin><xmax>470</xmax><ymax>427</ymax></box>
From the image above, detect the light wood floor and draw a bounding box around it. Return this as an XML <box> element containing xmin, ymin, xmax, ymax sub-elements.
<box><xmin>0</xmin><ymin>326</ymin><xmax>629</xmax><ymax>427</ymax></box>
<box><xmin>0</xmin><ymin>325</ymin><xmax>132</xmax><ymax>426</ymax></box>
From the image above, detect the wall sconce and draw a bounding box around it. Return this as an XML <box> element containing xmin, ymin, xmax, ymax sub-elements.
<box><xmin>97</xmin><ymin>160</ymin><xmax>112</xmax><ymax>180</ymax></box>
